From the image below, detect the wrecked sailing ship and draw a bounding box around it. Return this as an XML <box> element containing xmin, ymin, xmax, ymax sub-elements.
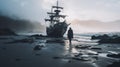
<box><xmin>45</xmin><ymin>1</ymin><xmax>69</xmax><ymax>37</ymax></box>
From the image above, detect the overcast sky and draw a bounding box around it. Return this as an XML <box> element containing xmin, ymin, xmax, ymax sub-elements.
<box><xmin>0</xmin><ymin>0</ymin><xmax>120</xmax><ymax>32</ymax></box>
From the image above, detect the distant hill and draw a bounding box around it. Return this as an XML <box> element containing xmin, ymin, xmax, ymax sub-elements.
<box><xmin>0</xmin><ymin>28</ymin><xmax>17</xmax><ymax>36</ymax></box>
<box><xmin>0</xmin><ymin>15</ymin><xmax>45</xmax><ymax>34</ymax></box>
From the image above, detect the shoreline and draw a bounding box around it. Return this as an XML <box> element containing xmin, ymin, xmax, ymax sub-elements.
<box><xmin>0</xmin><ymin>35</ymin><xmax>120</xmax><ymax>67</ymax></box>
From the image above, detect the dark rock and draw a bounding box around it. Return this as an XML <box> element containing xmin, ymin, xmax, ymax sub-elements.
<box><xmin>91</xmin><ymin>34</ymin><xmax>120</xmax><ymax>43</ymax></box>
<box><xmin>74</xmin><ymin>53</ymin><xmax>83</xmax><ymax>57</ymax></box>
<box><xmin>91</xmin><ymin>34</ymin><xmax>110</xmax><ymax>40</ymax></box>
<box><xmin>92</xmin><ymin>56</ymin><xmax>98</xmax><ymax>60</ymax></box>
<box><xmin>72</xmin><ymin>57</ymin><xmax>90</xmax><ymax>61</ymax></box>
<box><xmin>98</xmin><ymin>38</ymin><xmax>120</xmax><ymax>43</ymax></box>
<box><xmin>90</xmin><ymin>47</ymin><xmax>102</xmax><ymax>50</ymax></box>
<box><xmin>68</xmin><ymin>60</ymin><xmax>72</xmax><ymax>63</ymax></box>
<box><xmin>30</xmin><ymin>34</ymin><xmax>47</xmax><ymax>39</ymax></box>
<box><xmin>75</xmin><ymin>45</ymin><xmax>90</xmax><ymax>49</ymax></box>
<box><xmin>91</xmin><ymin>35</ymin><xmax>97</xmax><ymax>39</ymax></box>
<box><xmin>72</xmin><ymin>57</ymin><xmax>82</xmax><ymax>61</ymax></box>
<box><xmin>33</xmin><ymin>45</ymin><xmax>43</xmax><ymax>50</ymax></box>
<box><xmin>107</xmin><ymin>53</ymin><xmax>120</xmax><ymax>58</ymax></box>
<box><xmin>97</xmin><ymin>51</ymin><xmax>102</xmax><ymax>53</ymax></box>
<box><xmin>107</xmin><ymin>61</ymin><xmax>120</xmax><ymax>67</ymax></box>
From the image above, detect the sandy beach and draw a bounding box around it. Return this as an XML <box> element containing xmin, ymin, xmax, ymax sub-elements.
<box><xmin>0</xmin><ymin>35</ymin><xmax>120</xmax><ymax>67</ymax></box>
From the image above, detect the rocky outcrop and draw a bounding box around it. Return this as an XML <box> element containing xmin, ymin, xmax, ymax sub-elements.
<box><xmin>107</xmin><ymin>53</ymin><xmax>120</xmax><ymax>58</ymax></box>
<box><xmin>91</xmin><ymin>34</ymin><xmax>120</xmax><ymax>43</ymax></box>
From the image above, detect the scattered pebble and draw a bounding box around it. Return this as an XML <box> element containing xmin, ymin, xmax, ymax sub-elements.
<box><xmin>33</xmin><ymin>45</ymin><xmax>43</xmax><ymax>50</ymax></box>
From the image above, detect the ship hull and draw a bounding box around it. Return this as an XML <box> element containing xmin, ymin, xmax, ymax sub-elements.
<box><xmin>46</xmin><ymin>22</ymin><xmax>68</xmax><ymax>37</ymax></box>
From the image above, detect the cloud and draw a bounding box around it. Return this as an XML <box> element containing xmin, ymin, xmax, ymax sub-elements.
<box><xmin>0</xmin><ymin>0</ymin><xmax>120</xmax><ymax>22</ymax></box>
<box><xmin>0</xmin><ymin>0</ymin><xmax>120</xmax><ymax>33</ymax></box>
<box><xmin>63</xmin><ymin>0</ymin><xmax>120</xmax><ymax>22</ymax></box>
<box><xmin>20</xmin><ymin>1</ymin><xmax>28</xmax><ymax>7</ymax></box>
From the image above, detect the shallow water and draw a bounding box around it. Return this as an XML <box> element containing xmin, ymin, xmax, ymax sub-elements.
<box><xmin>66</xmin><ymin>34</ymin><xmax>120</xmax><ymax>66</ymax></box>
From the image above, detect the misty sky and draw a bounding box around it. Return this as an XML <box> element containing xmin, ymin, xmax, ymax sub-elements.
<box><xmin>0</xmin><ymin>0</ymin><xmax>120</xmax><ymax>33</ymax></box>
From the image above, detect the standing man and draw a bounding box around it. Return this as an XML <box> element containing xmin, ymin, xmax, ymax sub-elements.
<box><xmin>67</xmin><ymin>27</ymin><xmax>73</xmax><ymax>44</ymax></box>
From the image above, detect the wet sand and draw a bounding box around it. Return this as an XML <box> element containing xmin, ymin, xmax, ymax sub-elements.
<box><xmin>0</xmin><ymin>35</ymin><xmax>120</xmax><ymax>67</ymax></box>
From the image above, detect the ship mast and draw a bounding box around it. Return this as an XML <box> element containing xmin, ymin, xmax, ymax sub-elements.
<box><xmin>57</xmin><ymin>0</ymin><xmax>58</xmax><ymax>8</ymax></box>
<box><xmin>45</xmin><ymin>0</ymin><xmax>66</xmax><ymax>26</ymax></box>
